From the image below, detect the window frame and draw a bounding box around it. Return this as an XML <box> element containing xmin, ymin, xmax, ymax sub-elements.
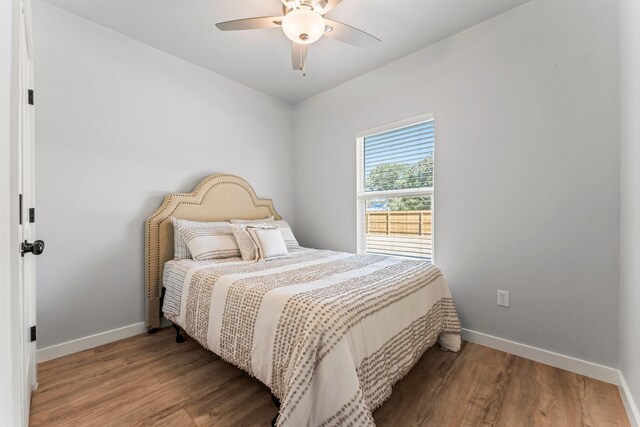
<box><xmin>356</xmin><ymin>113</ymin><xmax>435</xmax><ymax>261</ymax></box>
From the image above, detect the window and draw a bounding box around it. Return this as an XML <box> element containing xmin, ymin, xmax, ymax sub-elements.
<box><xmin>356</xmin><ymin>115</ymin><xmax>434</xmax><ymax>261</ymax></box>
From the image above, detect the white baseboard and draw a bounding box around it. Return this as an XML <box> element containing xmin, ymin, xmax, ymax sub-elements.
<box><xmin>36</xmin><ymin>322</ymin><xmax>147</xmax><ymax>363</ymax></box>
<box><xmin>461</xmin><ymin>328</ymin><xmax>620</xmax><ymax>385</ymax></box>
<box><xmin>619</xmin><ymin>371</ymin><xmax>640</xmax><ymax>427</ymax></box>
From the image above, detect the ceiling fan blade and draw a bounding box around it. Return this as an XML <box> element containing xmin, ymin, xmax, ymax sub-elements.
<box><xmin>323</xmin><ymin>19</ymin><xmax>381</xmax><ymax>47</ymax></box>
<box><xmin>215</xmin><ymin>16</ymin><xmax>284</xmax><ymax>31</ymax></box>
<box><xmin>315</xmin><ymin>0</ymin><xmax>342</xmax><ymax>14</ymax></box>
<box><xmin>292</xmin><ymin>43</ymin><xmax>308</xmax><ymax>71</ymax></box>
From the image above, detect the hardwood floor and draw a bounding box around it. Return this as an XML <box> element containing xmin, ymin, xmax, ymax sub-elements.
<box><xmin>30</xmin><ymin>327</ymin><xmax>630</xmax><ymax>427</ymax></box>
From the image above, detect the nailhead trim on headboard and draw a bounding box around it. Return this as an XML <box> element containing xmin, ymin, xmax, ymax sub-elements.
<box><xmin>144</xmin><ymin>174</ymin><xmax>282</xmax><ymax>331</ymax></box>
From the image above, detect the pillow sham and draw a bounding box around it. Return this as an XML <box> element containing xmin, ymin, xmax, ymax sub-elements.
<box><xmin>178</xmin><ymin>226</ymin><xmax>240</xmax><ymax>261</ymax></box>
<box><xmin>229</xmin><ymin>216</ymin><xmax>274</xmax><ymax>225</ymax></box>
<box><xmin>246</xmin><ymin>225</ymin><xmax>289</xmax><ymax>261</ymax></box>
<box><xmin>230</xmin><ymin>218</ymin><xmax>299</xmax><ymax>250</ymax></box>
<box><xmin>170</xmin><ymin>217</ymin><xmax>229</xmax><ymax>259</ymax></box>
<box><xmin>273</xmin><ymin>220</ymin><xmax>300</xmax><ymax>250</ymax></box>
<box><xmin>230</xmin><ymin>224</ymin><xmax>259</xmax><ymax>261</ymax></box>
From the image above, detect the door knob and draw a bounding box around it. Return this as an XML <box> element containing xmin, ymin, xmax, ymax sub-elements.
<box><xmin>21</xmin><ymin>240</ymin><xmax>45</xmax><ymax>257</ymax></box>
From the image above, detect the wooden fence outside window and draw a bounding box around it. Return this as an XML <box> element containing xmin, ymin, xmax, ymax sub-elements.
<box><xmin>365</xmin><ymin>210</ymin><xmax>433</xmax><ymax>260</ymax></box>
<box><xmin>366</xmin><ymin>210</ymin><xmax>432</xmax><ymax>235</ymax></box>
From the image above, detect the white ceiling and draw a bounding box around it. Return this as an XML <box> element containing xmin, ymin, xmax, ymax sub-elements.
<box><xmin>44</xmin><ymin>0</ymin><xmax>530</xmax><ymax>104</ymax></box>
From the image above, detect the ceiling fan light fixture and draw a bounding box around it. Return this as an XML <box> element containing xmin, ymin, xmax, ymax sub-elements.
<box><xmin>282</xmin><ymin>8</ymin><xmax>325</xmax><ymax>44</ymax></box>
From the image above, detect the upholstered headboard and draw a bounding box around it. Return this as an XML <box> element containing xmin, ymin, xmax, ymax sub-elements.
<box><xmin>144</xmin><ymin>174</ymin><xmax>281</xmax><ymax>331</ymax></box>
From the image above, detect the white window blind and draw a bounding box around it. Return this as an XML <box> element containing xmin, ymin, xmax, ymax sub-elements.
<box><xmin>357</xmin><ymin>115</ymin><xmax>434</xmax><ymax>261</ymax></box>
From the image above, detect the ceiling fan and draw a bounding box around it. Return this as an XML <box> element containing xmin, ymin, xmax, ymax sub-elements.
<box><xmin>215</xmin><ymin>0</ymin><xmax>381</xmax><ymax>73</ymax></box>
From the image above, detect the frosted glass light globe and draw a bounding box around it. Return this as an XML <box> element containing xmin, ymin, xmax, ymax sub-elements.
<box><xmin>282</xmin><ymin>8</ymin><xmax>325</xmax><ymax>45</ymax></box>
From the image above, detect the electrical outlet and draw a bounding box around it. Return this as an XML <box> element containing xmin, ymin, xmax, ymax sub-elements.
<box><xmin>497</xmin><ymin>290</ymin><xmax>510</xmax><ymax>307</ymax></box>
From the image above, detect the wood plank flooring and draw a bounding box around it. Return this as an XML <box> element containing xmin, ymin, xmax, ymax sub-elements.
<box><xmin>30</xmin><ymin>327</ymin><xmax>630</xmax><ymax>426</ymax></box>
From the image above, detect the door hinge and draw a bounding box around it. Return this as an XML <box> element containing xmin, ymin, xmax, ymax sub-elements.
<box><xmin>19</xmin><ymin>194</ymin><xmax>23</xmax><ymax>225</ymax></box>
<box><xmin>28</xmin><ymin>89</ymin><xmax>34</xmax><ymax>105</ymax></box>
<box><xmin>30</xmin><ymin>326</ymin><xmax>36</xmax><ymax>342</ymax></box>
<box><xmin>29</xmin><ymin>208</ymin><xmax>35</xmax><ymax>223</ymax></box>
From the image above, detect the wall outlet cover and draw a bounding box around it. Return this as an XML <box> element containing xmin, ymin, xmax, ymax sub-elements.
<box><xmin>497</xmin><ymin>290</ymin><xmax>510</xmax><ymax>307</ymax></box>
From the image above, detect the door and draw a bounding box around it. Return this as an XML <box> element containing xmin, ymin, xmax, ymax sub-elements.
<box><xmin>18</xmin><ymin>0</ymin><xmax>41</xmax><ymax>423</ymax></box>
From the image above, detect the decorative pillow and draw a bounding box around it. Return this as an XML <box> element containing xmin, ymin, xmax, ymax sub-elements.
<box><xmin>170</xmin><ymin>218</ymin><xmax>229</xmax><ymax>259</ymax></box>
<box><xmin>230</xmin><ymin>218</ymin><xmax>299</xmax><ymax>250</ymax></box>
<box><xmin>229</xmin><ymin>216</ymin><xmax>274</xmax><ymax>225</ymax></box>
<box><xmin>230</xmin><ymin>224</ymin><xmax>259</xmax><ymax>261</ymax></box>
<box><xmin>273</xmin><ymin>220</ymin><xmax>300</xmax><ymax>250</ymax></box>
<box><xmin>246</xmin><ymin>225</ymin><xmax>289</xmax><ymax>261</ymax></box>
<box><xmin>178</xmin><ymin>226</ymin><xmax>240</xmax><ymax>261</ymax></box>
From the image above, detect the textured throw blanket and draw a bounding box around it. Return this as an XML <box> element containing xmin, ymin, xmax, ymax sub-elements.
<box><xmin>163</xmin><ymin>248</ymin><xmax>461</xmax><ymax>426</ymax></box>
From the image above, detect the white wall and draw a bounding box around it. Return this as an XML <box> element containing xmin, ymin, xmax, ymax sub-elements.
<box><xmin>293</xmin><ymin>0</ymin><xmax>620</xmax><ymax>366</ymax></box>
<box><xmin>33</xmin><ymin>0</ymin><xmax>295</xmax><ymax>348</ymax></box>
<box><xmin>33</xmin><ymin>0</ymin><xmax>626</xmax><ymax>374</ymax></box>
<box><xmin>619</xmin><ymin>0</ymin><xmax>640</xmax><ymax>416</ymax></box>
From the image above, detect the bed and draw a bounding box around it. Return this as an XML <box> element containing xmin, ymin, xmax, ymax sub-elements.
<box><xmin>145</xmin><ymin>174</ymin><xmax>461</xmax><ymax>427</ymax></box>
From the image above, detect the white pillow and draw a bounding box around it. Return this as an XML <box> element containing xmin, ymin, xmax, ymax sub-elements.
<box><xmin>231</xmin><ymin>218</ymin><xmax>299</xmax><ymax>250</ymax></box>
<box><xmin>246</xmin><ymin>225</ymin><xmax>289</xmax><ymax>261</ymax></box>
<box><xmin>229</xmin><ymin>216</ymin><xmax>274</xmax><ymax>225</ymax></box>
<box><xmin>273</xmin><ymin>220</ymin><xmax>300</xmax><ymax>250</ymax></box>
<box><xmin>178</xmin><ymin>226</ymin><xmax>240</xmax><ymax>261</ymax></box>
<box><xmin>170</xmin><ymin>217</ymin><xmax>229</xmax><ymax>259</ymax></box>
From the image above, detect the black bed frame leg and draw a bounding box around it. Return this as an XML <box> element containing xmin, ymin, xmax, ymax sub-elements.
<box><xmin>271</xmin><ymin>393</ymin><xmax>280</xmax><ymax>427</ymax></box>
<box><xmin>172</xmin><ymin>322</ymin><xmax>185</xmax><ymax>343</ymax></box>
